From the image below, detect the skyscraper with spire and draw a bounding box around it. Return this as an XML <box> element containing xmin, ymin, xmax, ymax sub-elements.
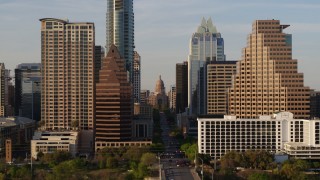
<box><xmin>106</xmin><ymin>0</ymin><xmax>134</xmax><ymax>82</ymax></box>
<box><xmin>188</xmin><ymin>17</ymin><xmax>225</xmax><ymax>115</ymax></box>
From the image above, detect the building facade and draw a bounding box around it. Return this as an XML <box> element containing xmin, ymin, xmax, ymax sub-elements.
<box><xmin>15</xmin><ymin>63</ymin><xmax>41</xmax><ymax>121</ymax></box>
<box><xmin>140</xmin><ymin>90</ymin><xmax>150</xmax><ymax>105</ymax></box>
<box><xmin>0</xmin><ymin>63</ymin><xmax>5</xmax><ymax>116</ymax></box>
<box><xmin>206</xmin><ymin>61</ymin><xmax>237</xmax><ymax>115</ymax></box>
<box><xmin>133</xmin><ymin>51</ymin><xmax>141</xmax><ymax>103</ymax></box>
<box><xmin>0</xmin><ymin>64</ymin><xmax>13</xmax><ymax>117</ymax></box>
<box><xmin>132</xmin><ymin>103</ymin><xmax>153</xmax><ymax>140</ymax></box>
<box><xmin>198</xmin><ymin>112</ymin><xmax>320</xmax><ymax>159</ymax></box>
<box><xmin>95</xmin><ymin>45</ymin><xmax>132</xmax><ymax>151</ymax></box>
<box><xmin>4</xmin><ymin>69</ymin><xmax>14</xmax><ymax>116</ymax></box>
<box><xmin>40</xmin><ymin>18</ymin><xmax>95</xmax><ymax>130</ymax></box>
<box><xmin>31</xmin><ymin>131</ymin><xmax>78</xmax><ymax>159</ymax></box>
<box><xmin>168</xmin><ymin>85</ymin><xmax>176</xmax><ymax>112</ymax></box>
<box><xmin>228</xmin><ymin>20</ymin><xmax>310</xmax><ymax>119</ymax></box>
<box><xmin>188</xmin><ymin>17</ymin><xmax>225</xmax><ymax>115</ymax></box>
<box><xmin>176</xmin><ymin>61</ymin><xmax>188</xmax><ymax>113</ymax></box>
<box><xmin>94</xmin><ymin>46</ymin><xmax>105</xmax><ymax>83</ymax></box>
<box><xmin>310</xmin><ymin>90</ymin><xmax>320</xmax><ymax>119</ymax></box>
<box><xmin>106</xmin><ymin>0</ymin><xmax>134</xmax><ymax>83</ymax></box>
<box><xmin>0</xmin><ymin>117</ymin><xmax>36</xmax><ymax>158</ymax></box>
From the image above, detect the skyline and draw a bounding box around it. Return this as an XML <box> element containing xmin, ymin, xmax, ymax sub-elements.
<box><xmin>0</xmin><ymin>0</ymin><xmax>320</xmax><ymax>91</ymax></box>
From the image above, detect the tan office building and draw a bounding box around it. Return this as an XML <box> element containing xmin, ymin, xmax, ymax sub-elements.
<box><xmin>133</xmin><ymin>51</ymin><xmax>141</xmax><ymax>103</ymax></box>
<box><xmin>0</xmin><ymin>63</ymin><xmax>5</xmax><ymax>116</ymax></box>
<box><xmin>228</xmin><ymin>20</ymin><xmax>310</xmax><ymax>119</ymax></box>
<box><xmin>95</xmin><ymin>45</ymin><xmax>132</xmax><ymax>151</ymax></box>
<box><xmin>40</xmin><ymin>18</ymin><xmax>95</xmax><ymax>130</ymax></box>
<box><xmin>207</xmin><ymin>61</ymin><xmax>237</xmax><ymax>115</ymax></box>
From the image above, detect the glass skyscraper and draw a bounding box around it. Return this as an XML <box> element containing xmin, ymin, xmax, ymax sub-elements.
<box><xmin>15</xmin><ymin>63</ymin><xmax>41</xmax><ymax>121</ymax></box>
<box><xmin>187</xmin><ymin>17</ymin><xmax>225</xmax><ymax>115</ymax></box>
<box><xmin>106</xmin><ymin>0</ymin><xmax>134</xmax><ymax>82</ymax></box>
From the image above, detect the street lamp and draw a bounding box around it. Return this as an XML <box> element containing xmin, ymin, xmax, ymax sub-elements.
<box><xmin>158</xmin><ymin>153</ymin><xmax>164</xmax><ymax>180</ymax></box>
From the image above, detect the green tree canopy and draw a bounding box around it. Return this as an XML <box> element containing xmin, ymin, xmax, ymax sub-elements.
<box><xmin>140</xmin><ymin>153</ymin><xmax>157</xmax><ymax>167</ymax></box>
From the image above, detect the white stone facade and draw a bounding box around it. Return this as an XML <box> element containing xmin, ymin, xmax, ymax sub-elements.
<box><xmin>31</xmin><ymin>131</ymin><xmax>78</xmax><ymax>159</ymax></box>
<box><xmin>198</xmin><ymin>112</ymin><xmax>320</xmax><ymax>159</ymax></box>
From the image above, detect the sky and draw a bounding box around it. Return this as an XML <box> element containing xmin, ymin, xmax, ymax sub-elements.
<box><xmin>0</xmin><ymin>0</ymin><xmax>320</xmax><ymax>91</ymax></box>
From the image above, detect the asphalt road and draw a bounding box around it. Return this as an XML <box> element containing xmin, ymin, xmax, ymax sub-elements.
<box><xmin>159</xmin><ymin>112</ymin><xmax>199</xmax><ymax>180</ymax></box>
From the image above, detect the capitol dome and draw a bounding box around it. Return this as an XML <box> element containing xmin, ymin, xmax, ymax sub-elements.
<box><xmin>155</xmin><ymin>75</ymin><xmax>165</xmax><ymax>95</ymax></box>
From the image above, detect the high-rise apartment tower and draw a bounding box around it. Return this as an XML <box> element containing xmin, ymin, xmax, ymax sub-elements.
<box><xmin>40</xmin><ymin>18</ymin><xmax>95</xmax><ymax>130</ymax></box>
<box><xmin>228</xmin><ymin>20</ymin><xmax>310</xmax><ymax>119</ymax></box>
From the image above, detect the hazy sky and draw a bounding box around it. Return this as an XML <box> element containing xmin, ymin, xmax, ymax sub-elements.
<box><xmin>0</xmin><ymin>0</ymin><xmax>319</xmax><ymax>91</ymax></box>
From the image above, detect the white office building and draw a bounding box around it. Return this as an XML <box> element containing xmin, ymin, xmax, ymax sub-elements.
<box><xmin>198</xmin><ymin>112</ymin><xmax>320</xmax><ymax>159</ymax></box>
<box><xmin>31</xmin><ymin>131</ymin><xmax>79</xmax><ymax>159</ymax></box>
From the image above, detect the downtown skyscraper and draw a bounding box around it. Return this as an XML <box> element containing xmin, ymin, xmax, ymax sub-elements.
<box><xmin>106</xmin><ymin>0</ymin><xmax>134</xmax><ymax>82</ymax></box>
<box><xmin>133</xmin><ymin>51</ymin><xmax>141</xmax><ymax>103</ymax></box>
<box><xmin>228</xmin><ymin>20</ymin><xmax>310</xmax><ymax>119</ymax></box>
<box><xmin>176</xmin><ymin>61</ymin><xmax>188</xmax><ymax>114</ymax></box>
<box><xmin>188</xmin><ymin>17</ymin><xmax>225</xmax><ymax>115</ymax></box>
<box><xmin>95</xmin><ymin>45</ymin><xmax>132</xmax><ymax>150</ymax></box>
<box><xmin>40</xmin><ymin>18</ymin><xmax>95</xmax><ymax>130</ymax></box>
<box><xmin>0</xmin><ymin>63</ymin><xmax>14</xmax><ymax>117</ymax></box>
<box><xmin>15</xmin><ymin>63</ymin><xmax>41</xmax><ymax>121</ymax></box>
<box><xmin>0</xmin><ymin>63</ymin><xmax>5</xmax><ymax>116</ymax></box>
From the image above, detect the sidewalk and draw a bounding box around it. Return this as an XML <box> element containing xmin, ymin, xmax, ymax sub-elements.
<box><xmin>190</xmin><ymin>168</ymin><xmax>201</xmax><ymax>180</ymax></box>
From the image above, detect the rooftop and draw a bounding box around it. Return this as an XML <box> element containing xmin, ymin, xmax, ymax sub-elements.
<box><xmin>0</xmin><ymin>116</ymin><xmax>35</xmax><ymax>127</ymax></box>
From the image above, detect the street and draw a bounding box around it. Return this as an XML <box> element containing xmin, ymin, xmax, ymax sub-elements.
<box><xmin>159</xmin><ymin>112</ymin><xmax>199</xmax><ymax>180</ymax></box>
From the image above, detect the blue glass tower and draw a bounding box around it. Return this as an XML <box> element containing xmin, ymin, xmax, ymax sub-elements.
<box><xmin>106</xmin><ymin>0</ymin><xmax>134</xmax><ymax>82</ymax></box>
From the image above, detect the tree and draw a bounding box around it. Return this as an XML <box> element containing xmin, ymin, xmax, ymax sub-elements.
<box><xmin>137</xmin><ymin>163</ymin><xmax>148</xmax><ymax>178</ymax></box>
<box><xmin>106</xmin><ymin>157</ymin><xmax>118</xmax><ymax>168</ymax></box>
<box><xmin>0</xmin><ymin>173</ymin><xmax>5</xmax><ymax>180</ymax></box>
<box><xmin>280</xmin><ymin>159</ymin><xmax>310</xmax><ymax>180</ymax></box>
<box><xmin>49</xmin><ymin>158</ymin><xmax>87</xmax><ymax>179</ymax></box>
<box><xmin>71</xmin><ymin>120</ymin><xmax>79</xmax><ymax>130</ymax></box>
<box><xmin>123</xmin><ymin>146</ymin><xmax>145</xmax><ymax>162</ymax></box>
<box><xmin>180</xmin><ymin>143</ymin><xmax>191</xmax><ymax>152</ymax></box>
<box><xmin>220</xmin><ymin>151</ymin><xmax>241</xmax><ymax>171</ymax></box>
<box><xmin>41</xmin><ymin>151</ymin><xmax>72</xmax><ymax>166</ymax></box>
<box><xmin>37</xmin><ymin>151</ymin><xmax>44</xmax><ymax>160</ymax></box>
<box><xmin>247</xmin><ymin>172</ymin><xmax>270</xmax><ymax>180</ymax></box>
<box><xmin>182</xmin><ymin>143</ymin><xmax>197</xmax><ymax>161</ymax></box>
<box><xmin>140</xmin><ymin>153</ymin><xmax>157</xmax><ymax>167</ymax></box>
<box><xmin>7</xmin><ymin>165</ymin><xmax>32</xmax><ymax>180</ymax></box>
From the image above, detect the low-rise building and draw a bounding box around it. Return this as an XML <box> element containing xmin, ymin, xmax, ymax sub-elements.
<box><xmin>198</xmin><ymin>112</ymin><xmax>320</xmax><ymax>159</ymax></box>
<box><xmin>0</xmin><ymin>117</ymin><xmax>36</xmax><ymax>158</ymax></box>
<box><xmin>132</xmin><ymin>103</ymin><xmax>153</xmax><ymax>141</ymax></box>
<box><xmin>31</xmin><ymin>131</ymin><xmax>78</xmax><ymax>159</ymax></box>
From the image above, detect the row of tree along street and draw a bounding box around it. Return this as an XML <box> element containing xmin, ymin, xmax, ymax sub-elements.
<box><xmin>175</xmin><ymin>145</ymin><xmax>320</xmax><ymax>180</ymax></box>
<box><xmin>0</xmin><ymin>146</ymin><xmax>160</xmax><ymax>180</ymax></box>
